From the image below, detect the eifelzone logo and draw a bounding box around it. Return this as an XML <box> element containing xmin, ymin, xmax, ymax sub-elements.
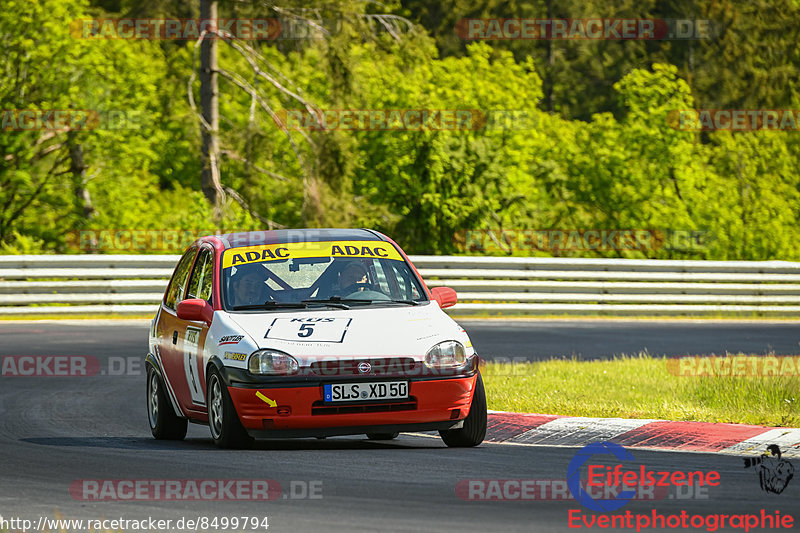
<box><xmin>567</xmin><ymin>441</ymin><xmax>721</xmax><ymax>512</ymax></box>
<box><xmin>568</xmin><ymin>442</ymin><xmax>637</xmax><ymax>512</ymax></box>
<box><xmin>744</xmin><ymin>445</ymin><xmax>794</xmax><ymax>494</ymax></box>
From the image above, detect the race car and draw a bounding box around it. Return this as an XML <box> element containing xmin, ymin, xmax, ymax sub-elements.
<box><xmin>146</xmin><ymin>229</ymin><xmax>486</xmax><ymax>448</ymax></box>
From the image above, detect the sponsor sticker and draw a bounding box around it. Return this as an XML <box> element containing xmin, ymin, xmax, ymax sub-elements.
<box><xmin>224</xmin><ymin>352</ymin><xmax>247</xmax><ymax>361</ymax></box>
<box><xmin>219</xmin><ymin>335</ymin><xmax>245</xmax><ymax>346</ymax></box>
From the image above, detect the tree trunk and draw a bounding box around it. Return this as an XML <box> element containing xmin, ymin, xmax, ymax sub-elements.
<box><xmin>200</xmin><ymin>0</ymin><xmax>224</xmax><ymax>220</ymax></box>
<box><xmin>544</xmin><ymin>0</ymin><xmax>555</xmax><ymax>113</ymax></box>
<box><xmin>67</xmin><ymin>131</ymin><xmax>95</xmax><ymax>220</ymax></box>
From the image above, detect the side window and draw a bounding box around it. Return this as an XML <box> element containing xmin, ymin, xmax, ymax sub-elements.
<box><xmin>187</xmin><ymin>248</ymin><xmax>214</xmax><ymax>304</ymax></box>
<box><xmin>164</xmin><ymin>247</ymin><xmax>197</xmax><ymax>310</ymax></box>
<box><xmin>389</xmin><ymin>262</ymin><xmax>422</xmax><ymax>300</ymax></box>
<box><xmin>370</xmin><ymin>260</ymin><xmax>393</xmax><ymax>295</ymax></box>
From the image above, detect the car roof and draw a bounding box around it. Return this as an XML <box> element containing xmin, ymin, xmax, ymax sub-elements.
<box><xmin>208</xmin><ymin>228</ymin><xmax>386</xmax><ymax>250</ymax></box>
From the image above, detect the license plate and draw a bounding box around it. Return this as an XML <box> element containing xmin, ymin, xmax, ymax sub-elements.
<box><xmin>324</xmin><ymin>381</ymin><xmax>408</xmax><ymax>403</ymax></box>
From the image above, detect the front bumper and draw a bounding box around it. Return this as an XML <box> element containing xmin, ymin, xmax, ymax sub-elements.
<box><xmin>227</xmin><ymin>374</ymin><xmax>478</xmax><ymax>438</ymax></box>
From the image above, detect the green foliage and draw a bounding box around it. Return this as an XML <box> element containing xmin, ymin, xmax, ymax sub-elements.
<box><xmin>401</xmin><ymin>0</ymin><xmax>800</xmax><ymax>119</ymax></box>
<box><xmin>1</xmin><ymin>0</ymin><xmax>798</xmax><ymax>260</ymax></box>
<box><xmin>0</xmin><ymin>231</ymin><xmax>46</xmax><ymax>254</ymax></box>
<box><xmin>346</xmin><ymin>42</ymin><xmax>549</xmax><ymax>252</ymax></box>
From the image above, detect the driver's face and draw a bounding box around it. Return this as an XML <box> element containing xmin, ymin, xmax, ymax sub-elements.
<box><xmin>234</xmin><ymin>273</ymin><xmax>263</xmax><ymax>303</ymax></box>
<box><xmin>340</xmin><ymin>267</ymin><xmax>367</xmax><ymax>289</ymax></box>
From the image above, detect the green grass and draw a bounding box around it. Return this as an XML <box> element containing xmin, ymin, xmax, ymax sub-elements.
<box><xmin>482</xmin><ymin>354</ymin><xmax>800</xmax><ymax>427</ymax></box>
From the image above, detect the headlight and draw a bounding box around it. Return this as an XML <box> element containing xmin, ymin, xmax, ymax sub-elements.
<box><xmin>425</xmin><ymin>341</ymin><xmax>467</xmax><ymax>369</ymax></box>
<box><xmin>248</xmin><ymin>349</ymin><xmax>299</xmax><ymax>375</ymax></box>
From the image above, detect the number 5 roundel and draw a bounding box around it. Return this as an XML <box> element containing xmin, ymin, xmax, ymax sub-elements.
<box><xmin>264</xmin><ymin>318</ymin><xmax>352</xmax><ymax>343</ymax></box>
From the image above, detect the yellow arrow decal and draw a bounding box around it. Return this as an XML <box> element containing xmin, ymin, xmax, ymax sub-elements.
<box><xmin>255</xmin><ymin>391</ymin><xmax>277</xmax><ymax>407</ymax></box>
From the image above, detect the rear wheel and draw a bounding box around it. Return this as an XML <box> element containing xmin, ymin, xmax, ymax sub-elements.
<box><xmin>207</xmin><ymin>369</ymin><xmax>254</xmax><ymax>449</ymax></box>
<box><xmin>366</xmin><ymin>432</ymin><xmax>399</xmax><ymax>440</ymax></box>
<box><xmin>147</xmin><ymin>365</ymin><xmax>187</xmax><ymax>440</ymax></box>
<box><xmin>439</xmin><ymin>373</ymin><xmax>487</xmax><ymax>447</ymax></box>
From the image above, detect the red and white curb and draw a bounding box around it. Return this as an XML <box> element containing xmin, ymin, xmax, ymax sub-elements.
<box><xmin>486</xmin><ymin>411</ymin><xmax>800</xmax><ymax>457</ymax></box>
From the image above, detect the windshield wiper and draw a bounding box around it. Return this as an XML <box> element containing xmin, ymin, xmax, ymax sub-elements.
<box><xmin>233</xmin><ymin>301</ymin><xmax>308</xmax><ymax>311</ymax></box>
<box><xmin>385</xmin><ymin>299</ymin><xmax>422</xmax><ymax>306</ymax></box>
<box><xmin>301</xmin><ymin>297</ymin><xmax>374</xmax><ymax>310</ymax></box>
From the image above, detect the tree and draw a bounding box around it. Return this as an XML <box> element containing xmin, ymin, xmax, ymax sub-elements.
<box><xmin>199</xmin><ymin>0</ymin><xmax>224</xmax><ymax>219</ymax></box>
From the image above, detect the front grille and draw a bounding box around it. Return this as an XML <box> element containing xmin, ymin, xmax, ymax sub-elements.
<box><xmin>309</xmin><ymin>357</ymin><xmax>419</xmax><ymax>376</ymax></box>
<box><xmin>311</xmin><ymin>398</ymin><xmax>418</xmax><ymax>415</ymax></box>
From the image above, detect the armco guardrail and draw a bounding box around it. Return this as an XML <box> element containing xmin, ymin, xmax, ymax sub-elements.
<box><xmin>0</xmin><ymin>255</ymin><xmax>177</xmax><ymax>316</ymax></box>
<box><xmin>1</xmin><ymin>255</ymin><xmax>800</xmax><ymax>316</ymax></box>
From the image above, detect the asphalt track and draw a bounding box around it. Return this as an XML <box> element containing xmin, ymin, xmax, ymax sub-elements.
<box><xmin>463</xmin><ymin>319</ymin><xmax>800</xmax><ymax>360</ymax></box>
<box><xmin>0</xmin><ymin>320</ymin><xmax>798</xmax><ymax>532</ymax></box>
<box><xmin>2</xmin><ymin>318</ymin><xmax>799</xmax><ymax>361</ymax></box>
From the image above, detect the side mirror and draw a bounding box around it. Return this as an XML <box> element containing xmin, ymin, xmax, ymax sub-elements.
<box><xmin>177</xmin><ymin>298</ymin><xmax>214</xmax><ymax>325</ymax></box>
<box><xmin>430</xmin><ymin>286</ymin><xmax>458</xmax><ymax>309</ymax></box>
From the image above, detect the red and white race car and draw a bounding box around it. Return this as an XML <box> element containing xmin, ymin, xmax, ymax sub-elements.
<box><xmin>146</xmin><ymin>229</ymin><xmax>486</xmax><ymax>448</ymax></box>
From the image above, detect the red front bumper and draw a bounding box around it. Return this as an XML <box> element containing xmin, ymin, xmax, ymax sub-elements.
<box><xmin>228</xmin><ymin>375</ymin><xmax>477</xmax><ymax>433</ymax></box>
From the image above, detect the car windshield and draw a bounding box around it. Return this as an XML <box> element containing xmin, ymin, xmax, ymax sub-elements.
<box><xmin>221</xmin><ymin>240</ymin><xmax>428</xmax><ymax>310</ymax></box>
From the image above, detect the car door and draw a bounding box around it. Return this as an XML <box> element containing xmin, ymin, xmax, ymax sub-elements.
<box><xmin>155</xmin><ymin>246</ymin><xmax>197</xmax><ymax>416</ymax></box>
<box><xmin>180</xmin><ymin>245</ymin><xmax>215</xmax><ymax>410</ymax></box>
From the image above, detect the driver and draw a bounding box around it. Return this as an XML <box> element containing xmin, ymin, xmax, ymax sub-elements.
<box><xmin>230</xmin><ymin>266</ymin><xmax>268</xmax><ymax>306</ymax></box>
<box><xmin>337</xmin><ymin>262</ymin><xmax>369</xmax><ymax>295</ymax></box>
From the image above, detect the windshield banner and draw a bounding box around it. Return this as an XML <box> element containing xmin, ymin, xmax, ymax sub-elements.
<box><xmin>222</xmin><ymin>241</ymin><xmax>403</xmax><ymax>268</ymax></box>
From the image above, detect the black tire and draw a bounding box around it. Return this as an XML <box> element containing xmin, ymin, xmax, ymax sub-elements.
<box><xmin>366</xmin><ymin>432</ymin><xmax>399</xmax><ymax>440</ymax></box>
<box><xmin>147</xmin><ymin>365</ymin><xmax>188</xmax><ymax>440</ymax></box>
<box><xmin>439</xmin><ymin>373</ymin><xmax>487</xmax><ymax>447</ymax></box>
<box><xmin>207</xmin><ymin>369</ymin><xmax>254</xmax><ymax>449</ymax></box>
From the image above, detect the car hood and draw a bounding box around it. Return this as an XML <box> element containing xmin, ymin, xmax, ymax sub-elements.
<box><xmin>226</xmin><ymin>303</ymin><xmax>471</xmax><ymax>358</ymax></box>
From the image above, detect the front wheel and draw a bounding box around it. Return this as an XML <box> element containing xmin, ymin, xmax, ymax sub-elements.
<box><xmin>207</xmin><ymin>369</ymin><xmax>254</xmax><ymax>449</ymax></box>
<box><xmin>147</xmin><ymin>365</ymin><xmax>187</xmax><ymax>440</ymax></box>
<box><xmin>439</xmin><ymin>373</ymin><xmax>487</xmax><ymax>447</ymax></box>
